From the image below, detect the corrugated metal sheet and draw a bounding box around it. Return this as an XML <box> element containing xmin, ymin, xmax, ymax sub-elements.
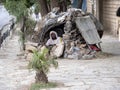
<box><xmin>75</xmin><ymin>16</ymin><xmax>101</xmax><ymax>44</ymax></box>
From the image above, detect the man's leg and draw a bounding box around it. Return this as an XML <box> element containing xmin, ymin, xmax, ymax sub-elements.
<box><xmin>118</xmin><ymin>19</ymin><xmax>120</xmax><ymax>41</ymax></box>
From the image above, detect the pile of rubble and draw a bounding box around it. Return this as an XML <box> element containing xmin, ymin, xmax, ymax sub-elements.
<box><xmin>26</xmin><ymin>8</ymin><xmax>104</xmax><ymax>60</ymax></box>
<box><xmin>24</xmin><ymin>42</ymin><xmax>37</xmax><ymax>61</ymax></box>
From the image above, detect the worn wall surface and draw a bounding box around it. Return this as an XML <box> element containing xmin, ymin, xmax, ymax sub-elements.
<box><xmin>87</xmin><ymin>0</ymin><xmax>93</xmax><ymax>13</ymax></box>
<box><xmin>87</xmin><ymin>0</ymin><xmax>120</xmax><ymax>35</ymax></box>
<box><xmin>102</xmin><ymin>0</ymin><xmax>120</xmax><ymax>35</ymax></box>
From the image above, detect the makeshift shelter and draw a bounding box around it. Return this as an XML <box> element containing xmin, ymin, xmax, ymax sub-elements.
<box><xmin>34</xmin><ymin>8</ymin><xmax>104</xmax><ymax>59</ymax></box>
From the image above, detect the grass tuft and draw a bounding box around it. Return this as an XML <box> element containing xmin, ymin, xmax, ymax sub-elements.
<box><xmin>30</xmin><ymin>82</ymin><xmax>57</xmax><ymax>90</ymax></box>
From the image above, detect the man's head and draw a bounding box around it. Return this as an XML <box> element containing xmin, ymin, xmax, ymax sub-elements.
<box><xmin>50</xmin><ymin>31</ymin><xmax>57</xmax><ymax>40</ymax></box>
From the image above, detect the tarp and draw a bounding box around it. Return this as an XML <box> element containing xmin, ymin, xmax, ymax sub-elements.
<box><xmin>75</xmin><ymin>16</ymin><xmax>101</xmax><ymax>44</ymax></box>
<box><xmin>71</xmin><ymin>0</ymin><xmax>81</xmax><ymax>9</ymax></box>
<box><xmin>82</xmin><ymin>0</ymin><xmax>87</xmax><ymax>12</ymax></box>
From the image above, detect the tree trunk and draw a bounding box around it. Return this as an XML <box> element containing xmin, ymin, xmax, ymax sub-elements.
<box><xmin>38</xmin><ymin>0</ymin><xmax>49</xmax><ymax>17</ymax></box>
<box><xmin>79</xmin><ymin>0</ymin><xmax>83</xmax><ymax>9</ymax></box>
<box><xmin>35</xmin><ymin>70</ymin><xmax>48</xmax><ymax>83</ymax></box>
<box><xmin>21</xmin><ymin>16</ymin><xmax>26</xmax><ymax>50</ymax></box>
<box><xmin>59</xmin><ymin>0</ymin><xmax>67</xmax><ymax>12</ymax></box>
<box><xmin>50</xmin><ymin>0</ymin><xmax>59</xmax><ymax>10</ymax></box>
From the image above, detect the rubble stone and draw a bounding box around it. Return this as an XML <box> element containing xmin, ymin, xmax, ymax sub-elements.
<box><xmin>26</xmin><ymin>53</ymin><xmax>33</xmax><ymax>61</ymax></box>
<box><xmin>25</xmin><ymin>44</ymin><xmax>37</xmax><ymax>52</ymax></box>
<box><xmin>36</xmin><ymin>8</ymin><xmax>104</xmax><ymax>59</ymax></box>
<box><xmin>82</xmin><ymin>54</ymin><xmax>95</xmax><ymax>60</ymax></box>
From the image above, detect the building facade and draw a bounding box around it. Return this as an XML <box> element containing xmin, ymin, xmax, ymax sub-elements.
<box><xmin>87</xmin><ymin>0</ymin><xmax>120</xmax><ymax>35</ymax></box>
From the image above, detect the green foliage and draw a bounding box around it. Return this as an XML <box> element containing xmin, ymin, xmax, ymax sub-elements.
<box><xmin>2</xmin><ymin>0</ymin><xmax>40</xmax><ymax>50</ymax></box>
<box><xmin>47</xmin><ymin>0</ymin><xmax>50</xmax><ymax>4</ymax></box>
<box><xmin>26</xmin><ymin>0</ymin><xmax>35</xmax><ymax>8</ymax></box>
<box><xmin>3</xmin><ymin>0</ymin><xmax>38</xmax><ymax>33</ymax></box>
<box><xmin>3</xmin><ymin>0</ymin><xmax>38</xmax><ymax>21</ymax></box>
<box><xmin>34</xmin><ymin>3</ymin><xmax>40</xmax><ymax>14</ymax></box>
<box><xmin>30</xmin><ymin>82</ymin><xmax>57</xmax><ymax>90</ymax></box>
<box><xmin>4</xmin><ymin>0</ymin><xmax>28</xmax><ymax>21</ymax></box>
<box><xmin>25</xmin><ymin>18</ymin><xmax>36</xmax><ymax>35</ymax></box>
<box><xmin>28</xmin><ymin>47</ymin><xmax>58</xmax><ymax>74</ymax></box>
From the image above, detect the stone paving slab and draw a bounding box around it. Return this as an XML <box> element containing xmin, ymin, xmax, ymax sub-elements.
<box><xmin>0</xmin><ymin>36</ymin><xmax>35</xmax><ymax>90</ymax></box>
<box><xmin>46</xmin><ymin>58</ymin><xmax>120</xmax><ymax>90</ymax></box>
<box><xmin>0</xmin><ymin>35</ymin><xmax>120</xmax><ymax>90</ymax></box>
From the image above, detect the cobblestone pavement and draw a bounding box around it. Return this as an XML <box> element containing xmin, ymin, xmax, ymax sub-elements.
<box><xmin>0</xmin><ymin>35</ymin><xmax>120</xmax><ymax>90</ymax></box>
<box><xmin>48</xmin><ymin>57</ymin><xmax>120</xmax><ymax>90</ymax></box>
<box><xmin>0</xmin><ymin>36</ymin><xmax>35</xmax><ymax>90</ymax></box>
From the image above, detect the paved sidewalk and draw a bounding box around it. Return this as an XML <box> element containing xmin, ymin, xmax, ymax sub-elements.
<box><xmin>101</xmin><ymin>35</ymin><xmax>120</xmax><ymax>55</ymax></box>
<box><xmin>46</xmin><ymin>35</ymin><xmax>120</xmax><ymax>90</ymax></box>
<box><xmin>0</xmin><ymin>36</ymin><xmax>35</xmax><ymax>90</ymax></box>
<box><xmin>0</xmin><ymin>34</ymin><xmax>120</xmax><ymax>90</ymax></box>
<box><xmin>47</xmin><ymin>57</ymin><xmax>120</xmax><ymax>90</ymax></box>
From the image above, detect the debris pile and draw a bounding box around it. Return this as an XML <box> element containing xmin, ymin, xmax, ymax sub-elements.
<box><xmin>28</xmin><ymin>8</ymin><xmax>104</xmax><ymax>60</ymax></box>
<box><xmin>25</xmin><ymin>42</ymin><xmax>37</xmax><ymax>61</ymax></box>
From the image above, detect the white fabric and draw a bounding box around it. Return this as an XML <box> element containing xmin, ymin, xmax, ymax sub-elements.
<box><xmin>46</xmin><ymin>31</ymin><xmax>61</xmax><ymax>46</ymax></box>
<box><xmin>46</xmin><ymin>37</ymin><xmax>61</xmax><ymax>46</ymax></box>
<box><xmin>46</xmin><ymin>31</ymin><xmax>64</xmax><ymax>57</ymax></box>
<box><xmin>51</xmin><ymin>43</ymin><xmax>64</xmax><ymax>57</ymax></box>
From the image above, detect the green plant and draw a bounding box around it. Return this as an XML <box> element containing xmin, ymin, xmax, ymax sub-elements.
<box><xmin>25</xmin><ymin>18</ymin><xmax>36</xmax><ymax>35</ymax></box>
<box><xmin>30</xmin><ymin>82</ymin><xmax>57</xmax><ymax>90</ymax></box>
<box><xmin>28</xmin><ymin>47</ymin><xmax>58</xmax><ymax>83</ymax></box>
<box><xmin>2</xmin><ymin>0</ymin><xmax>38</xmax><ymax>50</ymax></box>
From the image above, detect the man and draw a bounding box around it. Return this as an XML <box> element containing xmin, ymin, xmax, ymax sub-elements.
<box><xmin>117</xmin><ymin>7</ymin><xmax>120</xmax><ymax>17</ymax></box>
<box><xmin>116</xmin><ymin>7</ymin><xmax>120</xmax><ymax>41</ymax></box>
<box><xmin>46</xmin><ymin>31</ymin><xmax>64</xmax><ymax>57</ymax></box>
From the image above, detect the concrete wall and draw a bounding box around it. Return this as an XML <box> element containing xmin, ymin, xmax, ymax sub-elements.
<box><xmin>87</xmin><ymin>0</ymin><xmax>120</xmax><ymax>35</ymax></box>
<box><xmin>87</xmin><ymin>0</ymin><xmax>93</xmax><ymax>13</ymax></box>
<box><xmin>102</xmin><ymin>0</ymin><xmax>120</xmax><ymax>35</ymax></box>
